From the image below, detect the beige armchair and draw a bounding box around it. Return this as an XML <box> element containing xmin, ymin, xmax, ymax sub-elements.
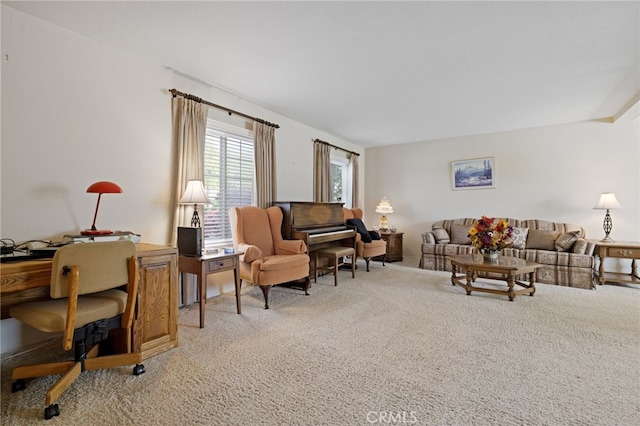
<box><xmin>343</xmin><ymin>208</ymin><xmax>387</xmax><ymax>271</ymax></box>
<box><xmin>229</xmin><ymin>206</ymin><xmax>310</xmax><ymax>309</ymax></box>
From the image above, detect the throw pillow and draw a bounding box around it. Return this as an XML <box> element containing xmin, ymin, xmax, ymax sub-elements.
<box><xmin>572</xmin><ymin>239</ymin><xmax>588</xmax><ymax>255</ymax></box>
<box><xmin>555</xmin><ymin>231</ymin><xmax>580</xmax><ymax>252</ymax></box>
<box><xmin>511</xmin><ymin>227</ymin><xmax>529</xmax><ymax>249</ymax></box>
<box><xmin>450</xmin><ymin>224</ymin><xmax>472</xmax><ymax>245</ymax></box>
<box><xmin>432</xmin><ymin>227</ymin><xmax>450</xmax><ymax>244</ymax></box>
<box><xmin>525</xmin><ymin>229</ymin><xmax>560</xmax><ymax>250</ymax></box>
<box><xmin>368</xmin><ymin>230</ymin><xmax>381</xmax><ymax>240</ymax></box>
<box><xmin>346</xmin><ymin>218</ymin><xmax>372</xmax><ymax>243</ymax></box>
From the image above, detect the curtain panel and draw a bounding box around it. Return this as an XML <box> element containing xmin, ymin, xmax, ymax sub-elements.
<box><xmin>254</xmin><ymin>121</ymin><xmax>277</xmax><ymax>208</ymax></box>
<box><xmin>349</xmin><ymin>153</ymin><xmax>359</xmax><ymax>208</ymax></box>
<box><xmin>170</xmin><ymin>96</ymin><xmax>208</xmax><ymax>305</ymax></box>
<box><xmin>313</xmin><ymin>141</ymin><xmax>331</xmax><ymax>202</ymax></box>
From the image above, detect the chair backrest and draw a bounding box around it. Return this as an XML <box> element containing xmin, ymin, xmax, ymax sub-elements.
<box><xmin>50</xmin><ymin>241</ymin><xmax>136</xmax><ymax>299</ymax></box>
<box><xmin>229</xmin><ymin>206</ymin><xmax>277</xmax><ymax>256</ymax></box>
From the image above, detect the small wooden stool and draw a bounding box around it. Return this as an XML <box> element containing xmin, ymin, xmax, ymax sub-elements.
<box><xmin>315</xmin><ymin>246</ymin><xmax>356</xmax><ymax>286</ymax></box>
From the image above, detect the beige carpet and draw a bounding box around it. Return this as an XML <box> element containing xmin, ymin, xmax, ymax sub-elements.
<box><xmin>2</xmin><ymin>262</ymin><xmax>639</xmax><ymax>425</ymax></box>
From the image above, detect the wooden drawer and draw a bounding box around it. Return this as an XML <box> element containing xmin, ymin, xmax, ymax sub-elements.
<box><xmin>608</xmin><ymin>247</ymin><xmax>640</xmax><ymax>259</ymax></box>
<box><xmin>207</xmin><ymin>257</ymin><xmax>236</xmax><ymax>271</ymax></box>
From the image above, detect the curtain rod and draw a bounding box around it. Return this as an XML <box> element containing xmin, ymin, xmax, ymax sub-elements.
<box><xmin>170</xmin><ymin>88</ymin><xmax>280</xmax><ymax>129</ymax></box>
<box><xmin>313</xmin><ymin>138</ymin><xmax>360</xmax><ymax>156</ymax></box>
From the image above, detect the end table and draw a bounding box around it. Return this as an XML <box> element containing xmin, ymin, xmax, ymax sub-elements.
<box><xmin>594</xmin><ymin>241</ymin><xmax>640</xmax><ymax>285</ymax></box>
<box><xmin>375</xmin><ymin>232</ymin><xmax>403</xmax><ymax>262</ymax></box>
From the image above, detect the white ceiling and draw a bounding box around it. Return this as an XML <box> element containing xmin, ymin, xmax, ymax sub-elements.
<box><xmin>5</xmin><ymin>1</ymin><xmax>639</xmax><ymax>148</ymax></box>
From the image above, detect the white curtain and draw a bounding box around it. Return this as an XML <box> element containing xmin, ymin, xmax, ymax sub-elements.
<box><xmin>313</xmin><ymin>141</ymin><xmax>331</xmax><ymax>202</ymax></box>
<box><xmin>254</xmin><ymin>121</ymin><xmax>277</xmax><ymax>208</ymax></box>
<box><xmin>349</xmin><ymin>152</ymin><xmax>359</xmax><ymax>208</ymax></box>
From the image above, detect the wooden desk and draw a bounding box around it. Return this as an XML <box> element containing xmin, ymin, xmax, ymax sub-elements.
<box><xmin>594</xmin><ymin>241</ymin><xmax>640</xmax><ymax>285</ymax></box>
<box><xmin>179</xmin><ymin>251</ymin><xmax>242</xmax><ymax>328</ymax></box>
<box><xmin>1</xmin><ymin>243</ymin><xmax>179</xmax><ymax>360</ymax></box>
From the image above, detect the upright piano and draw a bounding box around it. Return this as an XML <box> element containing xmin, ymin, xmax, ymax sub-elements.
<box><xmin>273</xmin><ymin>202</ymin><xmax>356</xmax><ymax>274</ymax></box>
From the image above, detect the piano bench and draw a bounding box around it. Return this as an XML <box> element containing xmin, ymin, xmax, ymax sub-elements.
<box><xmin>315</xmin><ymin>246</ymin><xmax>356</xmax><ymax>286</ymax></box>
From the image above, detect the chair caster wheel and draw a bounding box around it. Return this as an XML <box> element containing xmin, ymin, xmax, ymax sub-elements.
<box><xmin>11</xmin><ymin>379</ymin><xmax>26</xmax><ymax>393</ymax></box>
<box><xmin>44</xmin><ymin>403</ymin><xmax>59</xmax><ymax>420</ymax></box>
<box><xmin>133</xmin><ymin>364</ymin><xmax>145</xmax><ymax>376</ymax></box>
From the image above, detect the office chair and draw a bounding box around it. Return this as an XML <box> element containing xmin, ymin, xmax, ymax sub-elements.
<box><xmin>9</xmin><ymin>241</ymin><xmax>145</xmax><ymax>420</ymax></box>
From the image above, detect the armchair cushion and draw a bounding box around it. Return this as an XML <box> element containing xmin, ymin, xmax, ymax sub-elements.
<box><xmin>346</xmin><ymin>218</ymin><xmax>372</xmax><ymax>243</ymax></box>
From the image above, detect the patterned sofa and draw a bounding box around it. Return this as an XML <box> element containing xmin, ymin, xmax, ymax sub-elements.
<box><xmin>420</xmin><ymin>218</ymin><xmax>597</xmax><ymax>289</ymax></box>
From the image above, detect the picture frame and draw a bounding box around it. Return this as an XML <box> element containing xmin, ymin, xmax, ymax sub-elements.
<box><xmin>451</xmin><ymin>157</ymin><xmax>495</xmax><ymax>190</ymax></box>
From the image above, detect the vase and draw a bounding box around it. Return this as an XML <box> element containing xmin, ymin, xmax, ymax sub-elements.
<box><xmin>482</xmin><ymin>250</ymin><xmax>498</xmax><ymax>263</ymax></box>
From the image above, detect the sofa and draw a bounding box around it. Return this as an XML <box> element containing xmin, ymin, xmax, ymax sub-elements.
<box><xmin>420</xmin><ymin>218</ymin><xmax>597</xmax><ymax>289</ymax></box>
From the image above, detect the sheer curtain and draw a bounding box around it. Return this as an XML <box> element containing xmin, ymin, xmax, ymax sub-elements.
<box><xmin>254</xmin><ymin>121</ymin><xmax>277</xmax><ymax>208</ymax></box>
<box><xmin>170</xmin><ymin>96</ymin><xmax>208</xmax><ymax>305</ymax></box>
<box><xmin>349</xmin><ymin>152</ymin><xmax>359</xmax><ymax>208</ymax></box>
<box><xmin>313</xmin><ymin>141</ymin><xmax>331</xmax><ymax>202</ymax></box>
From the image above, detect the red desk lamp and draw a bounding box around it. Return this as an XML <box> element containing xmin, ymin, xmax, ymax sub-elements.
<box><xmin>81</xmin><ymin>181</ymin><xmax>123</xmax><ymax>235</ymax></box>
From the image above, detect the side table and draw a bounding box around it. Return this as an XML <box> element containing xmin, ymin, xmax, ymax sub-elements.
<box><xmin>178</xmin><ymin>251</ymin><xmax>242</xmax><ymax>328</ymax></box>
<box><xmin>375</xmin><ymin>232</ymin><xmax>403</xmax><ymax>262</ymax></box>
<box><xmin>594</xmin><ymin>241</ymin><xmax>640</xmax><ymax>285</ymax></box>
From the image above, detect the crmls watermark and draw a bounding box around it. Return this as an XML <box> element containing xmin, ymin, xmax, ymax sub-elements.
<box><xmin>366</xmin><ymin>411</ymin><xmax>418</xmax><ymax>424</ymax></box>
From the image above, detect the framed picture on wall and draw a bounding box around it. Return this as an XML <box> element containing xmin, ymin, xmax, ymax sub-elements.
<box><xmin>451</xmin><ymin>157</ymin><xmax>495</xmax><ymax>190</ymax></box>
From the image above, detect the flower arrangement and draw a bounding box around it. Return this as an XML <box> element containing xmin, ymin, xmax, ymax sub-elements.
<box><xmin>468</xmin><ymin>216</ymin><xmax>514</xmax><ymax>253</ymax></box>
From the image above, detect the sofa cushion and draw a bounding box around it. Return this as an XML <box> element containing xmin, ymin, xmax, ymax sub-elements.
<box><xmin>572</xmin><ymin>239</ymin><xmax>587</xmax><ymax>255</ymax></box>
<box><xmin>433</xmin><ymin>227</ymin><xmax>450</xmax><ymax>244</ymax></box>
<box><xmin>526</xmin><ymin>229</ymin><xmax>560</xmax><ymax>250</ymax></box>
<box><xmin>346</xmin><ymin>218</ymin><xmax>372</xmax><ymax>243</ymax></box>
<box><xmin>450</xmin><ymin>224</ymin><xmax>471</xmax><ymax>245</ymax></box>
<box><xmin>555</xmin><ymin>231</ymin><xmax>580</xmax><ymax>252</ymax></box>
<box><xmin>511</xmin><ymin>227</ymin><xmax>529</xmax><ymax>249</ymax></box>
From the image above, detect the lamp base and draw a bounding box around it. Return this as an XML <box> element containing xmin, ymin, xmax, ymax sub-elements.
<box><xmin>81</xmin><ymin>229</ymin><xmax>114</xmax><ymax>235</ymax></box>
<box><xmin>599</xmin><ymin>236</ymin><xmax>615</xmax><ymax>243</ymax></box>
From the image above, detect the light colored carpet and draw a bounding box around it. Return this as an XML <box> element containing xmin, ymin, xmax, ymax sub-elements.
<box><xmin>2</xmin><ymin>262</ymin><xmax>639</xmax><ymax>425</ymax></box>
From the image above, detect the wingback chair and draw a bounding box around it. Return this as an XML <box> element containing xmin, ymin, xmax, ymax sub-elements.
<box><xmin>229</xmin><ymin>206</ymin><xmax>311</xmax><ymax>309</ymax></box>
<box><xmin>9</xmin><ymin>241</ymin><xmax>144</xmax><ymax>420</ymax></box>
<box><xmin>343</xmin><ymin>208</ymin><xmax>387</xmax><ymax>271</ymax></box>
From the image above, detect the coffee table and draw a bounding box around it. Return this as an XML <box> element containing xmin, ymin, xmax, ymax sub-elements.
<box><xmin>449</xmin><ymin>254</ymin><xmax>542</xmax><ymax>301</ymax></box>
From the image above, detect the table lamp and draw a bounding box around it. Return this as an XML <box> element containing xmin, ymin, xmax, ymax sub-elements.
<box><xmin>81</xmin><ymin>181</ymin><xmax>123</xmax><ymax>235</ymax></box>
<box><xmin>179</xmin><ymin>180</ymin><xmax>210</xmax><ymax>228</ymax></box>
<box><xmin>375</xmin><ymin>197</ymin><xmax>394</xmax><ymax>231</ymax></box>
<box><xmin>593</xmin><ymin>192</ymin><xmax>622</xmax><ymax>243</ymax></box>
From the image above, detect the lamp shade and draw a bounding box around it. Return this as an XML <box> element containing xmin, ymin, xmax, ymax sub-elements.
<box><xmin>179</xmin><ymin>180</ymin><xmax>210</xmax><ymax>205</ymax></box>
<box><xmin>375</xmin><ymin>197</ymin><xmax>394</xmax><ymax>215</ymax></box>
<box><xmin>593</xmin><ymin>193</ymin><xmax>622</xmax><ymax>210</ymax></box>
<box><xmin>86</xmin><ymin>181</ymin><xmax>123</xmax><ymax>194</ymax></box>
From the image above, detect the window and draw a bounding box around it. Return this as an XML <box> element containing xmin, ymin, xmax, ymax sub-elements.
<box><xmin>202</xmin><ymin>119</ymin><xmax>254</xmax><ymax>249</ymax></box>
<box><xmin>330</xmin><ymin>153</ymin><xmax>352</xmax><ymax>207</ymax></box>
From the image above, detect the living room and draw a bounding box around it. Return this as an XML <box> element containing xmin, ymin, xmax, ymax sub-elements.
<box><xmin>1</xmin><ymin>2</ymin><xmax>639</xmax><ymax>424</ymax></box>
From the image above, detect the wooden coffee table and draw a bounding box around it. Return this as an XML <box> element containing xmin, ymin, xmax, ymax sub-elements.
<box><xmin>449</xmin><ymin>254</ymin><xmax>542</xmax><ymax>301</ymax></box>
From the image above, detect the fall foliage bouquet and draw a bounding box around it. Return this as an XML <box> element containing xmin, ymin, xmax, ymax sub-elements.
<box><xmin>468</xmin><ymin>216</ymin><xmax>514</xmax><ymax>252</ymax></box>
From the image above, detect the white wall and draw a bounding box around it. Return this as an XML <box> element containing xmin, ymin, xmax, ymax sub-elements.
<box><xmin>365</xmin><ymin>120</ymin><xmax>640</xmax><ymax>265</ymax></box>
<box><xmin>0</xmin><ymin>6</ymin><xmax>363</xmax><ymax>354</ymax></box>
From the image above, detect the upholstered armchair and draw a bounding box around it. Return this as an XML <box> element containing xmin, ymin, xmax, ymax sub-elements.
<box><xmin>229</xmin><ymin>206</ymin><xmax>311</xmax><ymax>309</ymax></box>
<box><xmin>343</xmin><ymin>208</ymin><xmax>387</xmax><ymax>271</ymax></box>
